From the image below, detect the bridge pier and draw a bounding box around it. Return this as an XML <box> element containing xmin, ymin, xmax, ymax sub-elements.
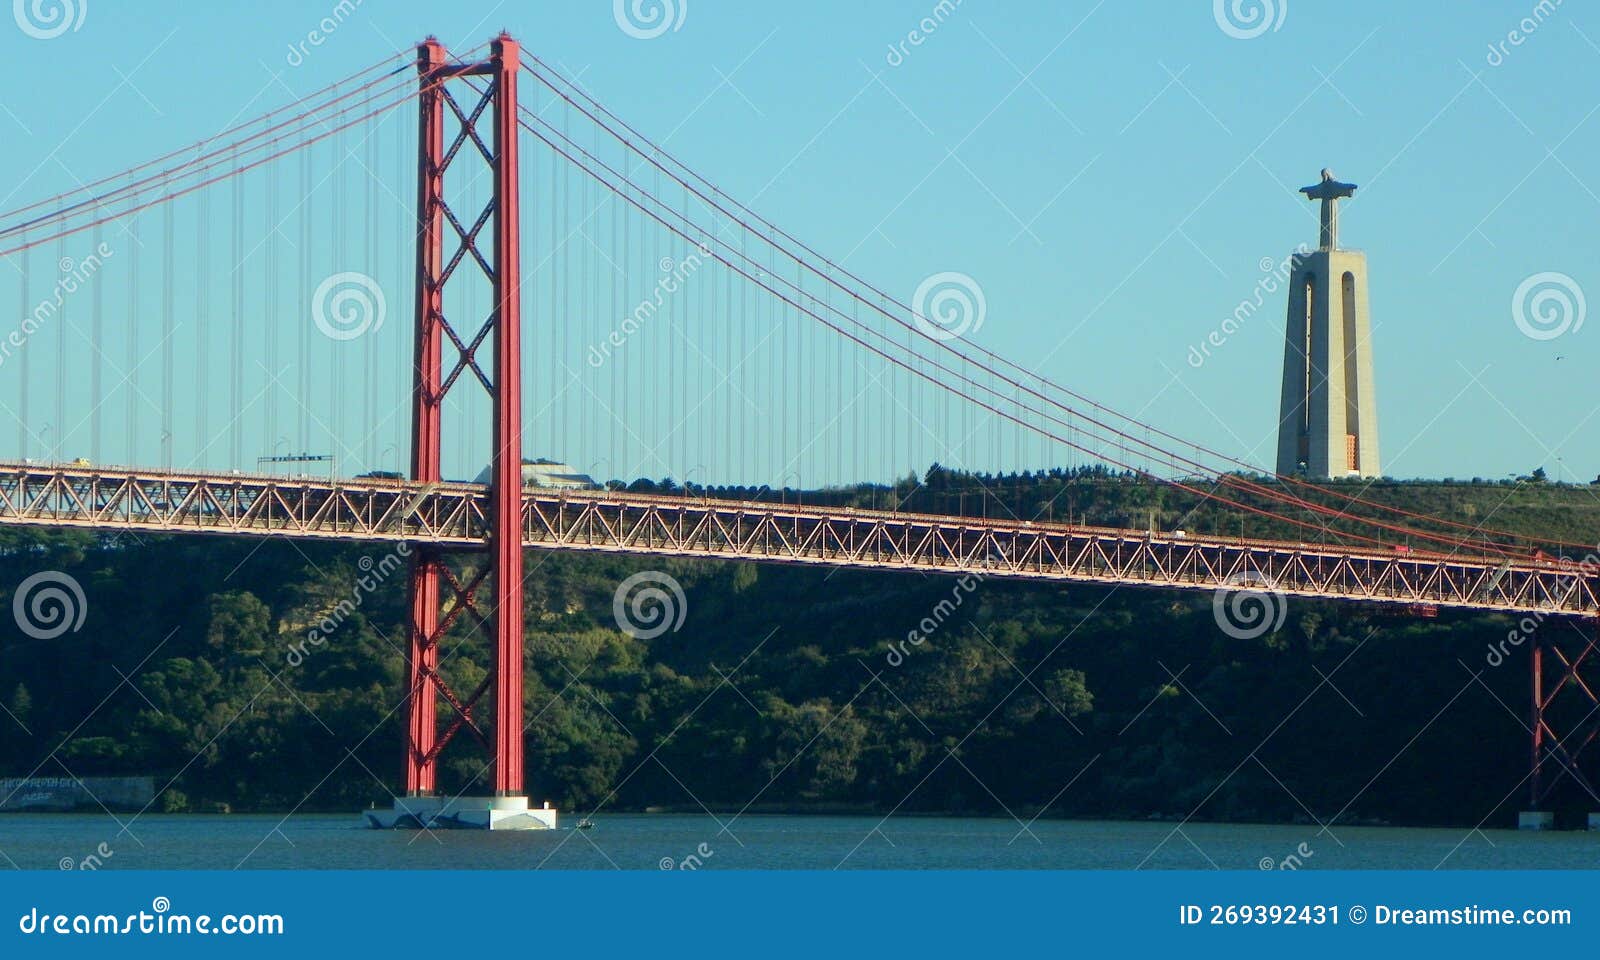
<box><xmin>366</xmin><ymin>795</ymin><xmax>558</xmax><ymax>831</ymax></box>
<box><xmin>1519</xmin><ymin>618</ymin><xmax>1600</xmax><ymax>829</ymax></box>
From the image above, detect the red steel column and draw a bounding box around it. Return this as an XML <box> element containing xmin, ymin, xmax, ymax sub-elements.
<box><xmin>1530</xmin><ymin>636</ymin><xmax>1544</xmax><ymax>809</ymax></box>
<box><xmin>489</xmin><ymin>33</ymin><xmax>525</xmax><ymax>796</ymax></box>
<box><xmin>403</xmin><ymin>37</ymin><xmax>448</xmax><ymax>796</ymax></box>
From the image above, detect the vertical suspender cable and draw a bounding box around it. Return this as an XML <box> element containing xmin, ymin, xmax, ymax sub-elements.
<box><xmin>523</xmin><ymin>85</ymin><xmax>534</xmax><ymax>475</ymax></box>
<box><xmin>611</xmin><ymin>144</ymin><xmax>621</xmax><ymax>481</ymax></box>
<box><xmin>661</xmin><ymin>168</ymin><xmax>672</xmax><ymax>477</ymax></box>
<box><xmin>127</xmin><ymin>185</ymin><xmax>140</xmax><ymax>464</ymax></box>
<box><xmin>162</xmin><ymin>199</ymin><xmax>173</xmax><ymax>470</ymax></box>
<box><xmin>793</xmin><ymin>260</ymin><xmax>801</xmax><ymax>490</ymax></box>
<box><xmin>196</xmin><ymin>187</ymin><xmax>208</xmax><ymax>468</ymax></box>
<box><xmin>554</xmin><ymin>107</ymin><xmax>564</xmax><ymax>466</ymax></box>
<box><xmin>556</xmin><ymin>111</ymin><xmax>569</xmax><ymax>467</ymax></box>
<box><xmin>617</xmin><ymin>145</ymin><xmax>626</xmax><ymax>476</ymax></box>
<box><xmin>230</xmin><ymin>145</ymin><xmax>242</xmax><ymax>469</ymax></box>
<box><xmin>582</xmin><ymin>135</ymin><xmax>592</xmax><ymax>470</ymax></box>
<box><xmin>739</xmin><ymin>222</ymin><xmax>747</xmax><ymax>482</ymax></box>
<box><xmin>265</xmin><ymin>153</ymin><xmax>278</xmax><ymax>462</ymax></box>
<box><xmin>364</xmin><ymin>115</ymin><xmax>376</xmax><ymax>470</ymax></box>
<box><xmin>298</xmin><ymin>147</ymin><xmax>310</xmax><ymax>457</ymax></box>
<box><xmin>394</xmin><ymin>105</ymin><xmax>405</xmax><ymax>470</ymax></box>
<box><xmin>717</xmin><ymin>198</ymin><xmax>728</xmax><ymax>480</ymax></box>
<box><xmin>769</xmin><ymin>237</ymin><xmax>778</xmax><ymax>489</ymax></box>
<box><xmin>557</xmin><ymin>105</ymin><xmax>569</xmax><ymax>466</ymax></box>
<box><xmin>54</xmin><ymin>201</ymin><xmax>64</xmax><ymax>462</ymax></box>
<box><xmin>691</xmin><ymin>187</ymin><xmax>700</xmax><ymax>481</ymax></box>
<box><xmin>17</xmin><ymin>226</ymin><xmax>27</xmax><ymax>459</ymax></box>
<box><xmin>90</xmin><ymin>222</ymin><xmax>103</xmax><ymax>461</ymax></box>
<box><xmin>887</xmin><ymin>294</ymin><xmax>899</xmax><ymax>486</ymax></box>
<box><xmin>332</xmin><ymin>101</ymin><xmax>345</xmax><ymax>471</ymax></box>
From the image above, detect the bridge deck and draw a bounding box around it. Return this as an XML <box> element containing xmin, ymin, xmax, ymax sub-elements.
<box><xmin>0</xmin><ymin>463</ymin><xmax>1592</xmax><ymax>617</ymax></box>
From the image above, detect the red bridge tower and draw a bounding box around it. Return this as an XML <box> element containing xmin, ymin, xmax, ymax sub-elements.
<box><xmin>368</xmin><ymin>33</ymin><xmax>546</xmax><ymax>830</ymax></box>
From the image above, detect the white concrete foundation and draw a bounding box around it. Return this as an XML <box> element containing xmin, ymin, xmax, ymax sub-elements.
<box><xmin>1519</xmin><ymin>810</ymin><xmax>1555</xmax><ymax>831</ymax></box>
<box><xmin>364</xmin><ymin>795</ymin><xmax>558</xmax><ymax>831</ymax></box>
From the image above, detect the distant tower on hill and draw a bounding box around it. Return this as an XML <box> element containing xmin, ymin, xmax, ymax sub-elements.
<box><xmin>1275</xmin><ymin>168</ymin><xmax>1381</xmax><ymax>479</ymax></box>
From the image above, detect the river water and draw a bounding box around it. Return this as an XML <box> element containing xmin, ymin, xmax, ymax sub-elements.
<box><xmin>2</xmin><ymin>814</ymin><xmax>1597</xmax><ymax>870</ymax></box>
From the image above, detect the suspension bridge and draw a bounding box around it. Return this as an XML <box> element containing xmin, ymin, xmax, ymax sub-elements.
<box><xmin>0</xmin><ymin>34</ymin><xmax>1595</xmax><ymax>827</ymax></box>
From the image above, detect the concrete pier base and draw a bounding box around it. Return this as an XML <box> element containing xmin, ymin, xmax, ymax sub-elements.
<box><xmin>1518</xmin><ymin>811</ymin><xmax>1555</xmax><ymax>831</ymax></box>
<box><xmin>364</xmin><ymin>795</ymin><xmax>558</xmax><ymax>831</ymax></box>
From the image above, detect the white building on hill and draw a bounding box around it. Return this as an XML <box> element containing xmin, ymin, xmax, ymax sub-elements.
<box><xmin>471</xmin><ymin>458</ymin><xmax>600</xmax><ymax>490</ymax></box>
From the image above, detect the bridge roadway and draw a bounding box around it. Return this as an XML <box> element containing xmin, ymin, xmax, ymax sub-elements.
<box><xmin>0</xmin><ymin>462</ymin><xmax>1593</xmax><ymax>617</ymax></box>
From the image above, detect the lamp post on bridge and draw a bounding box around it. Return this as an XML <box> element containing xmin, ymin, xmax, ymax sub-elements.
<box><xmin>685</xmin><ymin>464</ymin><xmax>708</xmax><ymax>502</ymax></box>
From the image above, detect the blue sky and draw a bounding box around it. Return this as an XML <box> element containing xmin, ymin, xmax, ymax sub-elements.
<box><xmin>1</xmin><ymin>1</ymin><xmax>1596</xmax><ymax>484</ymax></box>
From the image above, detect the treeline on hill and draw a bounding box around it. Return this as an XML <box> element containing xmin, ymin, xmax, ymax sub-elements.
<box><xmin>0</xmin><ymin>470</ymin><xmax>1594</xmax><ymax>827</ymax></box>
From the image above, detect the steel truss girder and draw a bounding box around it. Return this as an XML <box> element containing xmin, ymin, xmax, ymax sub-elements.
<box><xmin>0</xmin><ymin>463</ymin><xmax>1594</xmax><ymax>617</ymax></box>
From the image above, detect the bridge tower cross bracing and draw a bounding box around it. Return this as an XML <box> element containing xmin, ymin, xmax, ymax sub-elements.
<box><xmin>1522</xmin><ymin>619</ymin><xmax>1600</xmax><ymax>828</ymax></box>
